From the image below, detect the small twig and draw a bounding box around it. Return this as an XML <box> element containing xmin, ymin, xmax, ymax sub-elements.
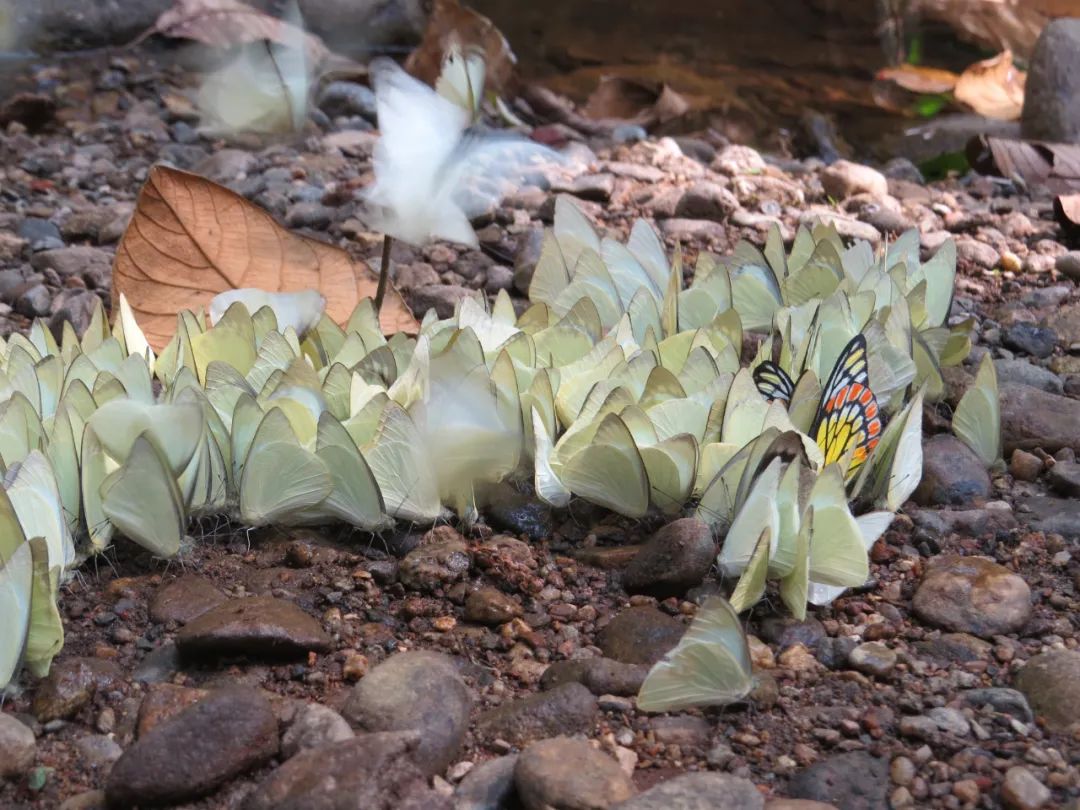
<box><xmin>374</xmin><ymin>234</ymin><xmax>393</xmax><ymax>312</ymax></box>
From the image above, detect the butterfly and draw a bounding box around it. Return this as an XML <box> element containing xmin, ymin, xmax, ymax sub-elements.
<box><xmin>753</xmin><ymin>334</ymin><xmax>882</xmax><ymax>476</ymax></box>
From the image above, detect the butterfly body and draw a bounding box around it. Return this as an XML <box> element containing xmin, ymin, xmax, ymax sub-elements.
<box><xmin>753</xmin><ymin>335</ymin><xmax>882</xmax><ymax>477</ymax></box>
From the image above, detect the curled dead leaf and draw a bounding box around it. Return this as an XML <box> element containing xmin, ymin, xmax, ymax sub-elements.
<box><xmin>953</xmin><ymin>50</ymin><xmax>1026</xmax><ymax>120</ymax></box>
<box><xmin>112</xmin><ymin>164</ymin><xmax>417</xmax><ymax>351</ymax></box>
<box><xmin>138</xmin><ymin>0</ymin><xmax>330</xmax><ymax>64</ymax></box>
<box><xmin>875</xmin><ymin>64</ymin><xmax>958</xmax><ymax>95</ymax></box>
<box><xmin>405</xmin><ymin>0</ymin><xmax>516</xmax><ymax>95</ymax></box>
<box><xmin>967</xmin><ymin>135</ymin><xmax>1080</xmax><ymax>194</ymax></box>
<box><xmin>1055</xmin><ymin>194</ymin><xmax>1080</xmax><ymax>245</ymax></box>
<box><xmin>583</xmin><ymin>76</ymin><xmax>691</xmax><ymax>128</ymax></box>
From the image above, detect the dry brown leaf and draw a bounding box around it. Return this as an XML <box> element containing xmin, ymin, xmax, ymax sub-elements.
<box><xmin>954</xmin><ymin>50</ymin><xmax>1026</xmax><ymax>120</ymax></box>
<box><xmin>405</xmin><ymin>0</ymin><xmax>516</xmax><ymax>95</ymax></box>
<box><xmin>112</xmin><ymin>165</ymin><xmax>417</xmax><ymax>351</ymax></box>
<box><xmin>1055</xmin><ymin>194</ymin><xmax>1080</xmax><ymax>244</ymax></box>
<box><xmin>967</xmin><ymin>135</ymin><xmax>1080</xmax><ymax>194</ymax></box>
<box><xmin>139</xmin><ymin>0</ymin><xmax>329</xmax><ymax>64</ymax></box>
<box><xmin>582</xmin><ymin>76</ymin><xmax>691</xmax><ymax>127</ymax></box>
<box><xmin>875</xmin><ymin>64</ymin><xmax>959</xmax><ymax>95</ymax></box>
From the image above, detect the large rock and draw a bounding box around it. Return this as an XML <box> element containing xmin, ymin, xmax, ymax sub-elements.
<box><xmin>242</xmin><ymin>731</ymin><xmax>450</xmax><ymax>810</ymax></box>
<box><xmin>1022</xmin><ymin>19</ymin><xmax>1080</xmax><ymax>143</ymax></box>
<box><xmin>786</xmin><ymin>752</ymin><xmax>889</xmax><ymax>810</ymax></box>
<box><xmin>614</xmin><ymin>773</ymin><xmax>764</xmax><ymax>810</ymax></box>
<box><xmin>106</xmin><ymin>687</ymin><xmax>278</xmax><ymax>807</ymax></box>
<box><xmin>1015</xmin><ymin>650</ymin><xmax>1080</xmax><ymax>733</ymax></box>
<box><xmin>474</xmin><ymin>683</ymin><xmax>597</xmax><ymax>747</ymax></box>
<box><xmin>0</xmin><ymin>714</ymin><xmax>36</xmax><ymax>780</ymax></box>
<box><xmin>342</xmin><ymin>650</ymin><xmax>471</xmax><ymax>774</ymax></box>
<box><xmin>994</xmin><ymin>359</ymin><xmax>1063</xmax><ymax>395</ymax></box>
<box><xmin>621</xmin><ymin>518</ymin><xmax>716</xmax><ymax>597</ymax></box>
<box><xmin>515</xmin><ymin>737</ymin><xmax>635</xmax><ymax>810</ymax></box>
<box><xmin>912</xmin><ymin>556</ymin><xmax>1031</xmax><ymax>638</ymax></box>
<box><xmin>597</xmin><ymin>606</ymin><xmax>684</xmax><ymax>666</ymax></box>
<box><xmin>913</xmin><ymin>434</ymin><xmax>991</xmax><ymax>506</ymax></box>
<box><xmin>175</xmin><ymin>595</ymin><xmax>331</xmax><ymax>660</ymax></box>
<box><xmin>1000</xmin><ymin>383</ymin><xmax>1080</xmax><ymax>454</ymax></box>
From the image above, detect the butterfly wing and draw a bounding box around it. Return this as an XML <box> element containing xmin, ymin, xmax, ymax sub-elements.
<box><xmin>753</xmin><ymin>361</ymin><xmax>795</xmax><ymax>405</ymax></box>
<box><xmin>811</xmin><ymin>334</ymin><xmax>882</xmax><ymax>477</ymax></box>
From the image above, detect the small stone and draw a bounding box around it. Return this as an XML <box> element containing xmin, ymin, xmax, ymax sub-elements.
<box><xmin>281</xmin><ymin>702</ymin><xmax>354</xmax><ymax>758</ymax></box>
<box><xmin>899</xmin><ymin>715</ymin><xmax>938</xmax><ymax>740</ymax></box>
<box><xmin>674</xmin><ymin>181</ymin><xmax>739</xmax><ymax>221</ymax></box>
<box><xmin>30</xmin><ymin>246</ymin><xmax>112</xmax><ymax>278</ymax></box>
<box><xmin>398</xmin><ymin>538</ymin><xmax>471</xmax><ymax>592</ymax></box>
<box><xmin>960</xmin><ymin>687</ymin><xmax>1033</xmax><ymax>722</ymax></box>
<box><xmin>1010</xmin><ymin>449</ymin><xmax>1044</xmax><ymax>481</ymax></box>
<box><xmin>820</xmin><ymin>160</ymin><xmax>888</xmax><ymax>200</ymax></box>
<box><xmin>48</xmin><ymin>290</ymin><xmax>100</xmax><ymax>338</ymax></box>
<box><xmin>453</xmin><ymin>754</ymin><xmax>518</xmax><ymax>810</ymax></box>
<box><xmin>540</xmin><ymin>657</ymin><xmax>649</xmax><ymax>697</ymax></box>
<box><xmin>194</xmin><ymin>148</ymin><xmax>256</xmax><ymax>182</ymax></box>
<box><xmin>1015</xmin><ymin>649</ymin><xmax>1080</xmax><ymax>732</ymax></box>
<box><xmin>778</xmin><ymin>643</ymin><xmax>820</xmax><ymax>672</ymax></box>
<box><xmin>597</xmin><ymin>606</ymin><xmax>684</xmax><ymax>666</ymax></box>
<box><xmin>75</xmin><ymin>734</ymin><xmax>123</xmax><ymax>769</ymax></box>
<box><xmin>1001</xmin><ymin>766</ymin><xmax>1051</xmax><ymax>810</ymax></box>
<box><xmin>891</xmin><ymin>756</ymin><xmax>916</xmax><ymax>786</ymax></box>
<box><xmin>788</xmin><ymin>752</ymin><xmax>888</xmax><ymax>809</ymax></box>
<box><xmin>552</xmin><ymin>173</ymin><xmax>616</xmax><ymax>202</ymax></box>
<box><xmin>621</xmin><ymin>518</ymin><xmax>715</xmax><ymax>598</ymax></box>
<box><xmin>927</xmin><ymin>707</ymin><xmax>970</xmax><ymax>736</ymax></box>
<box><xmin>1002</xmin><ymin>323</ymin><xmax>1057</xmax><ymax>359</ymax></box>
<box><xmin>650</xmin><ymin>715</ymin><xmax>710</xmax><ymax>747</ymax></box>
<box><xmin>285</xmin><ymin>202</ymin><xmax>331</xmax><ymax>230</ymax></box>
<box><xmin>243</xmin><ymin>731</ymin><xmax>447</xmax><ymax>810</ymax></box>
<box><xmin>33</xmin><ymin>657</ymin><xmax>124</xmax><ymax>722</ymax></box>
<box><xmin>660</xmin><ymin>218</ymin><xmax>728</xmax><ymax>243</ymax></box>
<box><xmin>848</xmin><ymin>642</ymin><xmax>896</xmax><ymax>677</ymax></box>
<box><xmin>0</xmin><ymin>714</ymin><xmax>36</xmax><ymax>779</ymax></box>
<box><xmin>912</xmin><ymin>555</ymin><xmax>1032</xmax><ymax>638</ymax></box>
<box><xmin>485</xmin><ymin>264</ymin><xmax>514</xmax><ymax>293</ymax></box>
<box><xmin>318</xmin><ymin>81</ymin><xmax>377</xmax><ymax>120</ymax></box>
<box><xmin>913</xmin><ymin>434</ymin><xmax>991</xmax><ymax>506</ymax></box>
<box><xmin>814</xmin><ymin>637</ymin><xmax>856</xmax><ymax>670</ymax></box>
<box><xmin>15</xmin><ymin>284</ymin><xmax>51</xmax><ymax>318</ymax></box>
<box><xmin>956</xmin><ymin>237</ymin><xmax>1000</xmax><ymax>270</ymax></box>
<box><xmin>953</xmin><ymin>779</ymin><xmax>980</xmax><ymax>804</ymax></box>
<box><xmin>513</xmin><ymin>226</ymin><xmax>544</xmax><ymax>295</ymax></box>
<box><xmin>465</xmin><ymin>587</ymin><xmax>523</xmax><ymax>625</ymax></box>
<box><xmin>759</xmin><ymin>617</ymin><xmax>826</xmax><ymax>650</ymax></box>
<box><xmin>57</xmin><ymin>789</ymin><xmax>107</xmax><ymax>810</ymax></box>
<box><xmin>407</xmin><ymin>284</ymin><xmax>482</xmax><ymax>319</ymax></box>
<box><xmin>515</xmin><ymin>736</ymin><xmax>634</xmax><ymax>810</ymax></box>
<box><xmin>474</xmin><ymin>683</ymin><xmax>597</xmax><ymax>747</ymax></box>
<box><xmin>175</xmin><ymin>595</ymin><xmax>332</xmax><ymax>660</ymax></box>
<box><xmin>342</xmin><ymin>650</ymin><xmax>471</xmax><ymax>774</ymax></box>
<box><xmin>106</xmin><ymin>688</ymin><xmax>278</xmax><ymax>807</ymax></box>
<box><xmin>149</xmin><ymin>575</ymin><xmax>227</xmax><ymax>625</ymax></box>
<box><xmin>484</xmin><ymin>482</ymin><xmax>554</xmax><ymax>541</ymax></box>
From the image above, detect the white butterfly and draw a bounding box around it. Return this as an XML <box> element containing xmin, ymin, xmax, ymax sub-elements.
<box><xmin>363</xmin><ymin>58</ymin><xmax>555</xmax><ymax>248</ymax></box>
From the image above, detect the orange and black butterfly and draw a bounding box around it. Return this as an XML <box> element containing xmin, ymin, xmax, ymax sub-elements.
<box><xmin>753</xmin><ymin>334</ymin><xmax>882</xmax><ymax>476</ymax></box>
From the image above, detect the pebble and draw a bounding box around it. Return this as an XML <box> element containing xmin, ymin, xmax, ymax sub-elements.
<box><xmin>342</xmin><ymin>650</ymin><xmax>471</xmax><ymax>773</ymax></box>
<box><xmin>540</xmin><ymin>657</ymin><xmax>649</xmax><ymax>696</ymax></box>
<box><xmin>614</xmin><ymin>772</ymin><xmax>764</xmax><ymax>809</ymax></box>
<box><xmin>995</xmin><ymin>359</ymin><xmax>1064</xmax><ymax>395</ymax></box>
<box><xmin>1001</xmin><ymin>766</ymin><xmax>1051</xmax><ymax>810</ymax></box>
<box><xmin>453</xmin><ymin>754</ymin><xmax>519</xmax><ymax>810</ymax></box>
<box><xmin>148</xmin><ymin>575</ymin><xmax>227</xmax><ymax>625</ymax></box>
<box><xmin>927</xmin><ymin>706</ymin><xmax>970</xmax><ymax>736</ymax></box>
<box><xmin>0</xmin><ymin>714</ymin><xmax>36</xmax><ymax>779</ymax></box>
<box><xmin>281</xmin><ymin>702</ymin><xmax>354</xmax><ymax>758</ymax></box>
<box><xmin>650</xmin><ymin>715</ymin><xmax>710</xmax><ymax>747</ymax></box>
<box><xmin>820</xmin><ymin>160</ymin><xmax>888</xmax><ymax>200</ymax></box>
<box><xmin>955</xmin><ymin>237</ymin><xmax>1000</xmax><ymax>269</ymax></box>
<box><xmin>474</xmin><ymin>683</ymin><xmax>597</xmax><ymax>747</ymax></box>
<box><xmin>243</xmin><ymin>731</ymin><xmax>447</xmax><ymax>810</ymax></box>
<box><xmin>674</xmin><ymin>181</ymin><xmax>740</xmax><ymax>221</ymax></box>
<box><xmin>597</xmin><ymin>606</ymin><xmax>685</xmax><ymax>665</ymax></box>
<box><xmin>515</xmin><ymin>736</ymin><xmax>634</xmax><ymax>810</ymax></box>
<box><xmin>913</xmin><ymin>434</ymin><xmax>991</xmax><ymax>506</ymax></box>
<box><xmin>891</xmin><ymin>756</ymin><xmax>916</xmax><ymax>786</ymax></box>
<box><xmin>1014</xmin><ymin>649</ymin><xmax>1080</xmax><ymax>732</ymax></box>
<box><xmin>406</xmin><ymin>284</ymin><xmax>483</xmax><ymax>319</ymax></box>
<box><xmin>847</xmin><ymin>642</ymin><xmax>896</xmax><ymax>677</ymax></box>
<box><xmin>1009</xmin><ymin>448</ymin><xmax>1044</xmax><ymax>481</ymax></box>
<box><xmin>1046</xmin><ymin>459</ymin><xmax>1080</xmax><ymax>496</ymax></box>
<box><xmin>912</xmin><ymin>555</ymin><xmax>1032</xmax><ymax>638</ymax></box>
<box><xmin>465</xmin><ymin>586</ymin><xmax>523</xmax><ymax>625</ymax></box>
<box><xmin>960</xmin><ymin>688</ymin><xmax>1033</xmax><ymax>722</ymax></box>
<box><xmin>1056</xmin><ymin>251</ymin><xmax>1080</xmax><ymax>281</ymax></box>
<box><xmin>15</xmin><ymin>283</ymin><xmax>51</xmax><ymax>317</ymax></box>
<box><xmin>32</xmin><ymin>657</ymin><xmax>124</xmax><ymax>722</ymax></box>
<box><xmin>175</xmin><ymin>595</ymin><xmax>331</xmax><ymax>660</ymax></box>
<box><xmin>106</xmin><ymin>687</ymin><xmax>278</xmax><ymax>807</ymax></box>
<box><xmin>74</xmin><ymin>734</ymin><xmax>123</xmax><ymax>768</ymax></box>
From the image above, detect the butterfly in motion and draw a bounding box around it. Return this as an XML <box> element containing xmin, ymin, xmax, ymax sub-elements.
<box><xmin>753</xmin><ymin>334</ymin><xmax>882</xmax><ymax>476</ymax></box>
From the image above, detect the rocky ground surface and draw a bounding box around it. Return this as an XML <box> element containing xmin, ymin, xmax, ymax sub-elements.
<box><xmin>1</xmin><ymin>47</ymin><xmax>1079</xmax><ymax>810</ymax></box>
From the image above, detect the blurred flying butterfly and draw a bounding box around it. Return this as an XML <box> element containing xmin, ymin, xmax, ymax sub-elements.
<box><xmin>753</xmin><ymin>334</ymin><xmax>882</xmax><ymax>476</ymax></box>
